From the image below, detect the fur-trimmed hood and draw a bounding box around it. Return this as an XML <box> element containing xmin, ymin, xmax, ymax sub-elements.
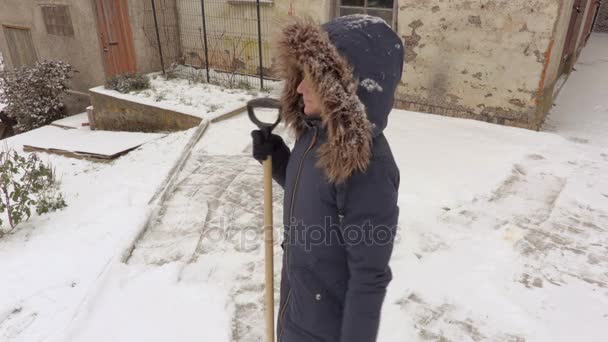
<box><xmin>276</xmin><ymin>15</ymin><xmax>404</xmax><ymax>184</ymax></box>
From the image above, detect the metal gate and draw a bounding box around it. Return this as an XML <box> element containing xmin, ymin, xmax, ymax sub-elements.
<box><xmin>95</xmin><ymin>0</ymin><xmax>137</xmax><ymax>77</ymax></box>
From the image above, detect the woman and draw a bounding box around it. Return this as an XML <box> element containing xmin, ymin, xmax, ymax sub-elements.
<box><xmin>252</xmin><ymin>14</ymin><xmax>404</xmax><ymax>342</ymax></box>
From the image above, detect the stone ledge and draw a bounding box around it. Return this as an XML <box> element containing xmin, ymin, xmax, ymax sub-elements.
<box><xmin>89</xmin><ymin>88</ymin><xmax>202</xmax><ymax>132</ymax></box>
<box><xmin>395</xmin><ymin>99</ymin><xmax>538</xmax><ymax>130</ymax></box>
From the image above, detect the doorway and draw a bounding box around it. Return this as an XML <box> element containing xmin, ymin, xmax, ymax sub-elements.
<box><xmin>94</xmin><ymin>0</ymin><xmax>137</xmax><ymax>77</ymax></box>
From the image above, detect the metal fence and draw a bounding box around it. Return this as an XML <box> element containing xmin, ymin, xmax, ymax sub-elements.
<box><xmin>145</xmin><ymin>0</ymin><xmax>274</xmax><ymax>90</ymax></box>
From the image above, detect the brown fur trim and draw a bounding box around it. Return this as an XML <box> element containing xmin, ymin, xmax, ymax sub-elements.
<box><xmin>276</xmin><ymin>20</ymin><xmax>373</xmax><ymax>184</ymax></box>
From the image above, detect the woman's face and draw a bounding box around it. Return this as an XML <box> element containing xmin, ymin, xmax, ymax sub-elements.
<box><xmin>297</xmin><ymin>73</ymin><xmax>322</xmax><ymax>116</ymax></box>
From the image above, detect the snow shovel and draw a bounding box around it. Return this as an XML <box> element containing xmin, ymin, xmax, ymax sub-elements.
<box><xmin>247</xmin><ymin>98</ymin><xmax>282</xmax><ymax>342</ymax></box>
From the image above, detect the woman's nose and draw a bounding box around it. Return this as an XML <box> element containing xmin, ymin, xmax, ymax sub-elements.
<box><xmin>297</xmin><ymin>80</ymin><xmax>304</xmax><ymax>94</ymax></box>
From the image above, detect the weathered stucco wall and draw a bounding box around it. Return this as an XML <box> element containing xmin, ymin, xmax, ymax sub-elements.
<box><xmin>0</xmin><ymin>0</ymin><xmax>167</xmax><ymax>90</ymax></box>
<box><xmin>395</xmin><ymin>0</ymin><xmax>562</xmax><ymax>129</ymax></box>
<box><xmin>0</xmin><ymin>0</ymin><xmax>105</xmax><ymax>91</ymax></box>
<box><xmin>130</xmin><ymin>0</ymin><xmax>167</xmax><ymax>74</ymax></box>
<box><xmin>595</xmin><ymin>0</ymin><xmax>608</xmax><ymax>32</ymax></box>
<box><xmin>273</xmin><ymin>0</ymin><xmax>332</xmax><ymax>23</ymax></box>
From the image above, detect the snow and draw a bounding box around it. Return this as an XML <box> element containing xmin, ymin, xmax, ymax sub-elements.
<box><xmin>91</xmin><ymin>84</ymin><xmax>246</xmax><ymax>122</ymax></box>
<box><xmin>1</xmin><ymin>34</ymin><xmax>607</xmax><ymax>342</ymax></box>
<box><xmin>14</xmin><ymin>125</ymin><xmax>165</xmax><ymax>157</ymax></box>
<box><xmin>196</xmin><ymin>107</ymin><xmax>288</xmax><ymax>155</ymax></box>
<box><xmin>543</xmin><ymin>33</ymin><xmax>608</xmax><ymax>147</ymax></box>
<box><xmin>92</xmin><ymin>72</ymin><xmax>275</xmax><ymax>121</ymax></box>
<box><xmin>51</xmin><ymin>113</ymin><xmax>89</xmax><ymax>130</ymax></box>
<box><xmin>62</xmin><ymin>263</ymin><xmax>230</xmax><ymax>342</ymax></box>
<box><xmin>0</xmin><ymin>127</ymin><xmax>195</xmax><ymax>341</ymax></box>
<box><xmin>341</xmin><ymin>14</ymin><xmax>391</xmax><ymax>30</ymax></box>
<box><xmin>360</xmin><ymin>78</ymin><xmax>383</xmax><ymax>92</ymax></box>
<box><xmin>0</xmin><ymin>52</ymin><xmax>5</xmax><ymax>112</ymax></box>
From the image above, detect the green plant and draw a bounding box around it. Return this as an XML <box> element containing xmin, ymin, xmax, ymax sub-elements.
<box><xmin>105</xmin><ymin>73</ymin><xmax>151</xmax><ymax>94</ymax></box>
<box><xmin>0</xmin><ymin>146</ymin><xmax>67</xmax><ymax>235</ymax></box>
<box><xmin>0</xmin><ymin>60</ymin><xmax>73</xmax><ymax>132</ymax></box>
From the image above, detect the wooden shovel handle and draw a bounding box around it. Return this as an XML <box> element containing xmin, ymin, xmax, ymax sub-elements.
<box><xmin>263</xmin><ymin>156</ymin><xmax>275</xmax><ymax>342</ymax></box>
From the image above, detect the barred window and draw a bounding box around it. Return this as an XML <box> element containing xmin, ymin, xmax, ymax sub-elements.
<box><xmin>41</xmin><ymin>5</ymin><xmax>75</xmax><ymax>36</ymax></box>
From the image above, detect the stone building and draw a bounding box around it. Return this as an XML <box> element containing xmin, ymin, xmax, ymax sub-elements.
<box><xmin>179</xmin><ymin>0</ymin><xmax>603</xmax><ymax>129</ymax></box>
<box><xmin>0</xmin><ymin>0</ymin><xmax>604</xmax><ymax>129</ymax></box>
<box><xmin>0</xmin><ymin>0</ymin><xmax>177</xmax><ymax>114</ymax></box>
<box><xmin>0</xmin><ymin>1</ymin><xmax>173</xmax><ymax>90</ymax></box>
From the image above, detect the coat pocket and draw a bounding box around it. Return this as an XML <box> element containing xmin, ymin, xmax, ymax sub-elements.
<box><xmin>289</xmin><ymin>266</ymin><xmax>343</xmax><ymax>339</ymax></box>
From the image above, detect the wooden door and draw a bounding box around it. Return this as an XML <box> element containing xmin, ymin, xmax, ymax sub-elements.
<box><xmin>3</xmin><ymin>26</ymin><xmax>38</xmax><ymax>68</ymax></box>
<box><xmin>560</xmin><ymin>0</ymin><xmax>588</xmax><ymax>74</ymax></box>
<box><xmin>94</xmin><ymin>0</ymin><xmax>137</xmax><ymax>77</ymax></box>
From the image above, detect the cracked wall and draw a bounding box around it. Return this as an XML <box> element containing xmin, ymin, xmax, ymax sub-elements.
<box><xmin>395</xmin><ymin>0</ymin><xmax>566</xmax><ymax>129</ymax></box>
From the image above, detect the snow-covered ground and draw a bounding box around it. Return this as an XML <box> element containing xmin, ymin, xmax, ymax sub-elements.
<box><xmin>1</xmin><ymin>34</ymin><xmax>607</xmax><ymax>342</ymax></box>
<box><xmin>0</xmin><ymin>127</ymin><xmax>195</xmax><ymax>341</ymax></box>
<box><xmin>0</xmin><ymin>52</ymin><xmax>5</xmax><ymax>112</ymax></box>
<box><xmin>92</xmin><ymin>69</ymin><xmax>279</xmax><ymax>122</ymax></box>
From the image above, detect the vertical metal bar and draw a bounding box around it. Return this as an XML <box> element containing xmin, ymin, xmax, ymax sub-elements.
<box><xmin>201</xmin><ymin>0</ymin><xmax>211</xmax><ymax>83</ymax></box>
<box><xmin>256</xmin><ymin>0</ymin><xmax>264</xmax><ymax>90</ymax></box>
<box><xmin>151</xmin><ymin>0</ymin><xmax>165</xmax><ymax>74</ymax></box>
<box><xmin>392</xmin><ymin>0</ymin><xmax>398</xmax><ymax>29</ymax></box>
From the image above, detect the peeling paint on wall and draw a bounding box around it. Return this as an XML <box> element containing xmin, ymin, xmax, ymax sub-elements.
<box><xmin>396</xmin><ymin>0</ymin><xmax>563</xmax><ymax>129</ymax></box>
<box><xmin>468</xmin><ymin>15</ymin><xmax>482</xmax><ymax>27</ymax></box>
<box><xmin>536</xmin><ymin>38</ymin><xmax>555</xmax><ymax>104</ymax></box>
<box><xmin>402</xmin><ymin>19</ymin><xmax>423</xmax><ymax>63</ymax></box>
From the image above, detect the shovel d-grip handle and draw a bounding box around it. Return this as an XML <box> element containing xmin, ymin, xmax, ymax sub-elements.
<box><xmin>247</xmin><ymin>98</ymin><xmax>282</xmax><ymax>137</ymax></box>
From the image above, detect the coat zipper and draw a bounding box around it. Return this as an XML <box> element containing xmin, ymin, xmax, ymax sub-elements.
<box><xmin>278</xmin><ymin>126</ymin><xmax>318</xmax><ymax>341</ymax></box>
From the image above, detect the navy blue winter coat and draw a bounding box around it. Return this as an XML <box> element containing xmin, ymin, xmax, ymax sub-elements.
<box><xmin>270</xmin><ymin>15</ymin><xmax>404</xmax><ymax>342</ymax></box>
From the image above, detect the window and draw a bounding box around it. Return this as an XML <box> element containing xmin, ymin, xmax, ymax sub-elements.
<box><xmin>41</xmin><ymin>5</ymin><xmax>75</xmax><ymax>36</ymax></box>
<box><xmin>338</xmin><ymin>0</ymin><xmax>396</xmax><ymax>27</ymax></box>
<box><xmin>3</xmin><ymin>26</ymin><xmax>38</xmax><ymax>67</ymax></box>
